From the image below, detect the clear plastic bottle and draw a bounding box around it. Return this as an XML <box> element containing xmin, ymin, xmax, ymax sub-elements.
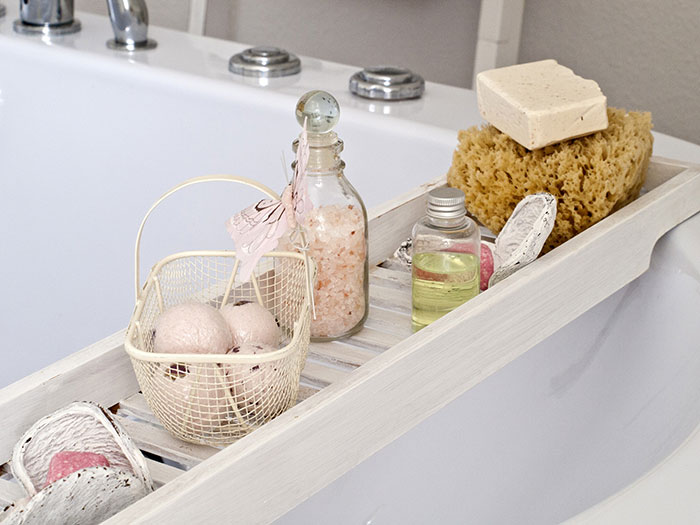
<box><xmin>411</xmin><ymin>187</ymin><xmax>480</xmax><ymax>332</ymax></box>
<box><xmin>292</xmin><ymin>90</ymin><xmax>369</xmax><ymax>341</ymax></box>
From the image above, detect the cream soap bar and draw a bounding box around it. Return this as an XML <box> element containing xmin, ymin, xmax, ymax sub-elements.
<box><xmin>476</xmin><ymin>59</ymin><xmax>608</xmax><ymax>150</ymax></box>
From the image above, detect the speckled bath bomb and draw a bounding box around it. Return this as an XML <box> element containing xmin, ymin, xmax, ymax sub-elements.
<box><xmin>152</xmin><ymin>363</ymin><xmax>232</xmax><ymax>433</ymax></box>
<box><xmin>221</xmin><ymin>302</ymin><xmax>280</xmax><ymax>347</ymax></box>
<box><xmin>224</xmin><ymin>343</ymin><xmax>287</xmax><ymax>421</ymax></box>
<box><xmin>153</xmin><ymin>303</ymin><xmax>232</xmax><ymax>354</ymax></box>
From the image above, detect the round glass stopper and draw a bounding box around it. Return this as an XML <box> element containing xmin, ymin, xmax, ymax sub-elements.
<box><xmin>295</xmin><ymin>90</ymin><xmax>340</xmax><ymax>133</ymax></box>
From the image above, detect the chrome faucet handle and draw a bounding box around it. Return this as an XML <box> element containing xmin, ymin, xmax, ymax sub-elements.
<box><xmin>106</xmin><ymin>0</ymin><xmax>157</xmax><ymax>51</ymax></box>
<box><xmin>0</xmin><ymin>4</ymin><xmax>6</xmax><ymax>18</ymax></box>
<box><xmin>14</xmin><ymin>0</ymin><xmax>82</xmax><ymax>35</ymax></box>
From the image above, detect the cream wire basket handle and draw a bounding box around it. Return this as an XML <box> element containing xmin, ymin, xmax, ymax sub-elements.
<box><xmin>134</xmin><ymin>174</ymin><xmax>280</xmax><ymax>301</ymax></box>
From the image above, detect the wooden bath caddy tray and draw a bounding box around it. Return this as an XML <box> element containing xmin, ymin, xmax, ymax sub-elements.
<box><xmin>1</xmin><ymin>156</ymin><xmax>699</xmax><ymax>523</ymax></box>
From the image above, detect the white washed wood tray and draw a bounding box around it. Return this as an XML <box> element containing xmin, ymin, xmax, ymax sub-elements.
<box><xmin>1</xmin><ymin>156</ymin><xmax>699</xmax><ymax>523</ymax></box>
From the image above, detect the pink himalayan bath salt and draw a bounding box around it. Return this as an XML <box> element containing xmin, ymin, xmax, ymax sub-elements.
<box><xmin>302</xmin><ymin>204</ymin><xmax>367</xmax><ymax>338</ymax></box>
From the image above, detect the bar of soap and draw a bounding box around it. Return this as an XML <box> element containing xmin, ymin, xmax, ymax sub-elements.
<box><xmin>477</xmin><ymin>59</ymin><xmax>608</xmax><ymax>150</ymax></box>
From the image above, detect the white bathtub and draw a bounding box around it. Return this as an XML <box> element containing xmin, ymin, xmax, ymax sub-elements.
<box><xmin>0</xmin><ymin>5</ymin><xmax>474</xmax><ymax>387</ymax></box>
<box><xmin>1</xmin><ymin>5</ymin><xmax>700</xmax><ymax>523</ymax></box>
<box><xmin>279</xmin><ymin>210</ymin><xmax>700</xmax><ymax>525</ymax></box>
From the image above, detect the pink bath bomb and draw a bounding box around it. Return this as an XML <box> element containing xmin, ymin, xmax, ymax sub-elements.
<box><xmin>45</xmin><ymin>451</ymin><xmax>110</xmax><ymax>487</ymax></box>
<box><xmin>221</xmin><ymin>302</ymin><xmax>280</xmax><ymax>347</ymax></box>
<box><xmin>480</xmin><ymin>243</ymin><xmax>495</xmax><ymax>291</ymax></box>
<box><xmin>224</xmin><ymin>343</ymin><xmax>287</xmax><ymax>421</ymax></box>
<box><xmin>153</xmin><ymin>303</ymin><xmax>232</xmax><ymax>354</ymax></box>
<box><xmin>152</xmin><ymin>363</ymin><xmax>232</xmax><ymax>433</ymax></box>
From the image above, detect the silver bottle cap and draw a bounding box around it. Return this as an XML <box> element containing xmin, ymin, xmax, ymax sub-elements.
<box><xmin>427</xmin><ymin>187</ymin><xmax>466</xmax><ymax>220</ymax></box>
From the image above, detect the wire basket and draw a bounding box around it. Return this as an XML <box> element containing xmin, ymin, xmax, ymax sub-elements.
<box><xmin>124</xmin><ymin>176</ymin><xmax>314</xmax><ymax>446</ymax></box>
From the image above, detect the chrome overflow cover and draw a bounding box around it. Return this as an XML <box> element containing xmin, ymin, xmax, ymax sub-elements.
<box><xmin>349</xmin><ymin>66</ymin><xmax>425</xmax><ymax>100</ymax></box>
<box><xmin>229</xmin><ymin>46</ymin><xmax>301</xmax><ymax>78</ymax></box>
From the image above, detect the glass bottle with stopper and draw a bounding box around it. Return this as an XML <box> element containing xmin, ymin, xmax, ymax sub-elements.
<box><xmin>411</xmin><ymin>187</ymin><xmax>480</xmax><ymax>332</ymax></box>
<box><xmin>289</xmin><ymin>90</ymin><xmax>369</xmax><ymax>341</ymax></box>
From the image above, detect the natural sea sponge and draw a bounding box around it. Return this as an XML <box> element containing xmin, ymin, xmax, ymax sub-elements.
<box><xmin>447</xmin><ymin>107</ymin><xmax>653</xmax><ymax>251</ymax></box>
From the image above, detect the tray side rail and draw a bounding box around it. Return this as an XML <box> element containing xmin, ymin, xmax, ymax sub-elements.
<box><xmin>0</xmin><ymin>331</ymin><xmax>137</xmax><ymax>464</ymax></box>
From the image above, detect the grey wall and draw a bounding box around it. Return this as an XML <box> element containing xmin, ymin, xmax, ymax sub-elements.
<box><xmin>207</xmin><ymin>0</ymin><xmax>481</xmax><ymax>89</ymax></box>
<box><xmin>81</xmin><ymin>0</ymin><xmax>191</xmax><ymax>31</ymax></box>
<box><xmin>80</xmin><ymin>0</ymin><xmax>700</xmax><ymax>145</ymax></box>
<box><xmin>518</xmin><ymin>0</ymin><xmax>700</xmax><ymax>146</ymax></box>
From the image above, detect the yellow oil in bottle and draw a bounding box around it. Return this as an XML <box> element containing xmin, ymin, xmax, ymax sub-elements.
<box><xmin>411</xmin><ymin>251</ymin><xmax>479</xmax><ymax>332</ymax></box>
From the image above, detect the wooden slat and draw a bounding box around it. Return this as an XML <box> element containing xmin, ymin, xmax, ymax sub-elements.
<box><xmin>301</xmin><ymin>360</ymin><xmax>351</xmax><ymax>388</ymax></box>
<box><xmin>0</xmin><ymin>331</ymin><xmax>137</xmax><ymax>464</ymax></box>
<box><xmin>369</xmin><ymin>267</ymin><xmax>412</xmax><ymax>290</ymax></box>
<box><xmin>118</xmin><ymin>393</ymin><xmax>160</xmax><ymax>428</ymax></box>
<box><xmin>345</xmin><ymin>326</ymin><xmax>403</xmax><ymax>351</ymax></box>
<box><xmin>308</xmin><ymin>342</ymin><xmax>376</xmax><ymax>369</ymax></box>
<box><xmin>121</xmin><ymin>382</ymin><xmax>319</xmax><ymax>431</ymax></box>
<box><xmin>368</xmin><ymin>285</ymin><xmax>411</xmax><ymax>314</ymax></box>
<box><xmin>113</xmin><ymin>416</ymin><xmax>217</xmax><ymax>469</ymax></box>
<box><xmin>295</xmin><ymin>384</ymin><xmax>320</xmax><ymax>404</ymax></box>
<box><xmin>363</xmin><ymin>306</ymin><xmax>413</xmax><ymax>339</ymax></box>
<box><xmin>146</xmin><ymin>458</ymin><xmax>185</xmax><ymax>487</ymax></box>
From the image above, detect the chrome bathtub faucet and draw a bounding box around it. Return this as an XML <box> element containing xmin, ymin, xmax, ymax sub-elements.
<box><xmin>106</xmin><ymin>0</ymin><xmax>156</xmax><ymax>50</ymax></box>
<box><xmin>13</xmin><ymin>0</ymin><xmax>157</xmax><ymax>50</ymax></box>
<box><xmin>14</xmin><ymin>0</ymin><xmax>82</xmax><ymax>35</ymax></box>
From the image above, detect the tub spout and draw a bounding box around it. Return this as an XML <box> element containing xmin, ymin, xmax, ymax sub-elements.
<box><xmin>12</xmin><ymin>0</ymin><xmax>155</xmax><ymax>47</ymax></box>
<box><xmin>106</xmin><ymin>0</ymin><xmax>157</xmax><ymax>50</ymax></box>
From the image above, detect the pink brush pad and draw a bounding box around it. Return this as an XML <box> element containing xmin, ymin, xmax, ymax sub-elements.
<box><xmin>439</xmin><ymin>242</ymin><xmax>495</xmax><ymax>291</ymax></box>
<box><xmin>479</xmin><ymin>244</ymin><xmax>494</xmax><ymax>291</ymax></box>
<box><xmin>45</xmin><ymin>451</ymin><xmax>110</xmax><ymax>487</ymax></box>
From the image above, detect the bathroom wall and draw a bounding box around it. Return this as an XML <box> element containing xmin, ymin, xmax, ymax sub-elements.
<box><xmin>80</xmin><ymin>0</ymin><xmax>700</xmax><ymax>145</ymax></box>
<box><xmin>81</xmin><ymin>0</ymin><xmax>191</xmax><ymax>31</ymax></box>
<box><xmin>518</xmin><ymin>0</ymin><xmax>700</xmax><ymax>148</ymax></box>
<box><xmin>207</xmin><ymin>0</ymin><xmax>481</xmax><ymax>89</ymax></box>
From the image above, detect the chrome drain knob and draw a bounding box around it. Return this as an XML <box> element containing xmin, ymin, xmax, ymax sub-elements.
<box><xmin>349</xmin><ymin>66</ymin><xmax>425</xmax><ymax>100</ymax></box>
<box><xmin>229</xmin><ymin>46</ymin><xmax>301</xmax><ymax>78</ymax></box>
